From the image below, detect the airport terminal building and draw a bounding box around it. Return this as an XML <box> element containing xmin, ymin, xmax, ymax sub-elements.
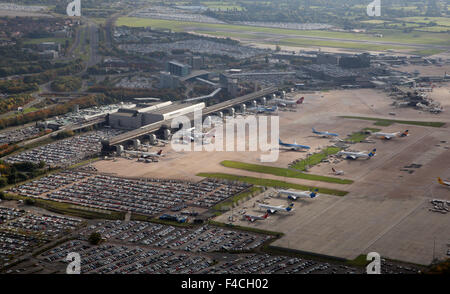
<box><xmin>109</xmin><ymin>101</ymin><xmax>205</xmax><ymax>130</ymax></box>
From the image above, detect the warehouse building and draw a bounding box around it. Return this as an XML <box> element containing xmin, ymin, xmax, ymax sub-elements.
<box><xmin>166</xmin><ymin>61</ymin><xmax>191</xmax><ymax>77</ymax></box>
<box><xmin>109</xmin><ymin>101</ymin><xmax>205</xmax><ymax>130</ymax></box>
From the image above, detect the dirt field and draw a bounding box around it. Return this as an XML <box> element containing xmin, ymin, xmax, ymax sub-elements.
<box><xmin>94</xmin><ymin>82</ymin><xmax>450</xmax><ymax>265</ymax></box>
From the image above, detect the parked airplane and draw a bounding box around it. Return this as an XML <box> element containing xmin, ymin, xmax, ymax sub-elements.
<box><xmin>279</xmin><ymin>139</ymin><xmax>310</xmax><ymax>151</ymax></box>
<box><xmin>312</xmin><ymin>128</ymin><xmax>339</xmax><ymax>138</ymax></box>
<box><xmin>278</xmin><ymin>189</ymin><xmax>319</xmax><ymax>200</ymax></box>
<box><xmin>332</xmin><ymin>167</ymin><xmax>344</xmax><ymax>175</ymax></box>
<box><xmin>244</xmin><ymin>212</ymin><xmax>269</xmax><ymax>222</ymax></box>
<box><xmin>338</xmin><ymin>149</ymin><xmax>376</xmax><ymax>160</ymax></box>
<box><xmin>373</xmin><ymin>130</ymin><xmax>409</xmax><ymax>140</ymax></box>
<box><xmin>247</xmin><ymin>105</ymin><xmax>278</xmax><ymax>113</ymax></box>
<box><xmin>124</xmin><ymin>150</ymin><xmax>164</xmax><ymax>158</ymax></box>
<box><xmin>272</xmin><ymin>97</ymin><xmax>304</xmax><ymax>107</ymax></box>
<box><xmin>438</xmin><ymin>177</ymin><xmax>450</xmax><ymax>187</ymax></box>
<box><xmin>258</xmin><ymin>203</ymin><xmax>294</xmax><ymax>214</ymax></box>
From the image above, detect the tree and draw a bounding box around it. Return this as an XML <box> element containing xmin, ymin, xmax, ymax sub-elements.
<box><xmin>88</xmin><ymin>232</ymin><xmax>102</xmax><ymax>245</ymax></box>
<box><xmin>25</xmin><ymin>198</ymin><xmax>35</xmax><ymax>206</ymax></box>
<box><xmin>0</xmin><ymin>191</ymin><xmax>4</xmax><ymax>200</ymax></box>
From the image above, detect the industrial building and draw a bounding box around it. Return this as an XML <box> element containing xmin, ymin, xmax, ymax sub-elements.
<box><xmin>109</xmin><ymin>101</ymin><xmax>205</xmax><ymax>130</ymax></box>
<box><xmin>166</xmin><ymin>60</ymin><xmax>191</xmax><ymax>77</ymax></box>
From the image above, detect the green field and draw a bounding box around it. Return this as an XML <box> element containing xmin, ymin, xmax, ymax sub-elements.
<box><xmin>4</xmin><ymin>193</ymin><xmax>124</xmax><ymax>220</ymax></box>
<box><xmin>203</xmin><ymin>1</ymin><xmax>244</xmax><ymax>11</ymax></box>
<box><xmin>213</xmin><ymin>186</ymin><xmax>262</xmax><ymax>211</ymax></box>
<box><xmin>341</xmin><ymin>116</ymin><xmax>446</xmax><ymax>128</ymax></box>
<box><xmin>271</xmin><ymin>38</ymin><xmax>408</xmax><ymax>51</ymax></box>
<box><xmin>414</xmin><ymin>25</ymin><xmax>450</xmax><ymax>32</ymax></box>
<box><xmin>289</xmin><ymin>147</ymin><xmax>342</xmax><ymax>172</ymax></box>
<box><xmin>410</xmin><ymin>49</ymin><xmax>446</xmax><ymax>56</ymax></box>
<box><xmin>116</xmin><ymin>17</ymin><xmax>449</xmax><ymax>47</ymax></box>
<box><xmin>23</xmin><ymin>37</ymin><xmax>67</xmax><ymax>45</ymax></box>
<box><xmin>346</xmin><ymin>128</ymin><xmax>381</xmax><ymax>143</ymax></box>
<box><xmin>220</xmin><ymin>160</ymin><xmax>353</xmax><ymax>184</ymax></box>
<box><xmin>197</xmin><ymin>173</ymin><xmax>349</xmax><ymax>196</ymax></box>
<box><xmin>398</xmin><ymin>17</ymin><xmax>450</xmax><ymax>27</ymax></box>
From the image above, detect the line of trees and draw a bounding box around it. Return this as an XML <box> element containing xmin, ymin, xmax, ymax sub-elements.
<box><xmin>0</xmin><ymin>94</ymin><xmax>34</xmax><ymax>114</ymax></box>
<box><xmin>0</xmin><ymin>94</ymin><xmax>115</xmax><ymax>130</ymax></box>
<box><xmin>0</xmin><ymin>160</ymin><xmax>47</xmax><ymax>188</ymax></box>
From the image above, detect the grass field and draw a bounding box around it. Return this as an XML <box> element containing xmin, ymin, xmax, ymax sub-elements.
<box><xmin>267</xmin><ymin>38</ymin><xmax>408</xmax><ymax>51</ymax></box>
<box><xmin>23</xmin><ymin>37</ymin><xmax>67</xmax><ymax>45</ymax></box>
<box><xmin>116</xmin><ymin>17</ymin><xmax>449</xmax><ymax>47</ymax></box>
<box><xmin>197</xmin><ymin>173</ymin><xmax>349</xmax><ymax>196</ymax></box>
<box><xmin>4</xmin><ymin>193</ymin><xmax>124</xmax><ymax>220</ymax></box>
<box><xmin>410</xmin><ymin>49</ymin><xmax>447</xmax><ymax>56</ymax></box>
<box><xmin>340</xmin><ymin>116</ymin><xmax>446</xmax><ymax>128</ymax></box>
<box><xmin>398</xmin><ymin>17</ymin><xmax>450</xmax><ymax>27</ymax></box>
<box><xmin>220</xmin><ymin>160</ymin><xmax>353</xmax><ymax>184</ymax></box>
<box><xmin>346</xmin><ymin>128</ymin><xmax>381</xmax><ymax>143</ymax></box>
<box><xmin>289</xmin><ymin>147</ymin><xmax>342</xmax><ymax>171</ymax></box>
<box><xmin>213</xmin><ymin>186</ymin><xmax>262</xmax><ymax>211</ymax></box>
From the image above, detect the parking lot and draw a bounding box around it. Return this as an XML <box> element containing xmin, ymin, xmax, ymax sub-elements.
<box><xmin>0</xmin><ymin>126</ymin><xmax>48</xmax><ymax>145</ymax></box>
<box><xmin>79</xmin><ymin>221</ymin><xmax>270</xmax><ymax>252</ymax></box>
<box><xmin>8</xmin><ymin>171</ymin><xmax>252</xmax><ymax>216</ymax></box>
<box><xmin>3</xmin><ymin>217</ymin><xmax>423</xmax><ymax>274</ymax></box>
<box><xmin>5</xmin><ymin>129</ymin><xmax>123</xmax><ymax>167</ymax></box>
<box><xmin>0</xmin><ymin>206</ymin><xmax>82</xmax><ymax>267</ymax></box>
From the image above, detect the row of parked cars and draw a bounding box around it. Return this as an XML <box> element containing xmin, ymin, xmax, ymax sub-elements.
<box><xmin>9</xmin><ymin>171</ymin><xmax>251</xmax><ymax>216</ymax></box>
<box><xmin>5</xmin><ymin>129</ymin><xmax>123</xmax><ymax>167</ymax></box>
<box><xmin>0</xmin><ymin>207</ymin><xmax>82</xmax><ymax>266</ymax></box>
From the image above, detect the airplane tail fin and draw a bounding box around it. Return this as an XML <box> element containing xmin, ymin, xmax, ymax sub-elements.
<box><xmin>297</xmin><ymin>97</ymin><xmax>304</xmax><ymax>104</ymax></box>
<box><xmin>332</xmin><ymin>167</ymin><xmax>336</xmax><ymax>173</ymax></box>
<box><xmin>310</xmin><ymin>189</ymin><xmax>319</xmax><ymax>198</ymax></box>
<box><xmin>263</xmin><ymin>212</ymin><xmax>269</xmax><ymax>219</ymax></box>
<box><xmin>368</xmin><ymin>149</ymin><xmax>377</xmax><ymax>157</ymax></box>
<box><xmin>312</xmin><ymin>128</ymin><xmax>317</xmax><ymax>133</ymax></box>
<box><xmin>157</xmin><ymin>150</ymin><xmax>163</xmax><ymax>156</ymax></box>
<box><xmin>438</xmin><ymin>177</ymin><xmax>444</xmax><ymax>185</ymax></box>
<box><xmin>401</xmin><ymin>130</ymin><xmax>409</xmax><ymax>137</ymax></box>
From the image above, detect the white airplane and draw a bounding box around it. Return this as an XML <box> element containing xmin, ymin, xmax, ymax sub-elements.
<box><xmin>278</xmin><ymin>189</ymin><xmax>319</xmax><ymax>200</ymax></box>
<box><xmin>272</xmin><ymin>97</ymin><xmax>304</xmax><ymax>107</ymax></box>
<box><xmin>438</xmin><ymin>177</ymin><xmax>450</xmax><ymax>187</ymax></box>
<box><xmin>244</xmin><ymin>212</ymin><xmax>269</xmax><ymax>222</ymax></box>
<box><xmin>338</xmin><ymin>149</ymin><xmax>376</xmax><ymax>160</ymax></box>
<box><xmin>124</xmin><ymin>150</ymin><xmax>164</xmax><ymax>158</ymax></box>
<box><xmin>373</xmin><ymin>130</ymin><xmax>409</xmax><ymax>140</ymax></box>
<box><xmin>258</xmin><ymin>203</ymin><xmax>294</xmax><ymax>214</ymax></box>
<box><xmin>331</xmin><ymin>167</ymin><xmax>344</xmax><ymax>175</ymax></box>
